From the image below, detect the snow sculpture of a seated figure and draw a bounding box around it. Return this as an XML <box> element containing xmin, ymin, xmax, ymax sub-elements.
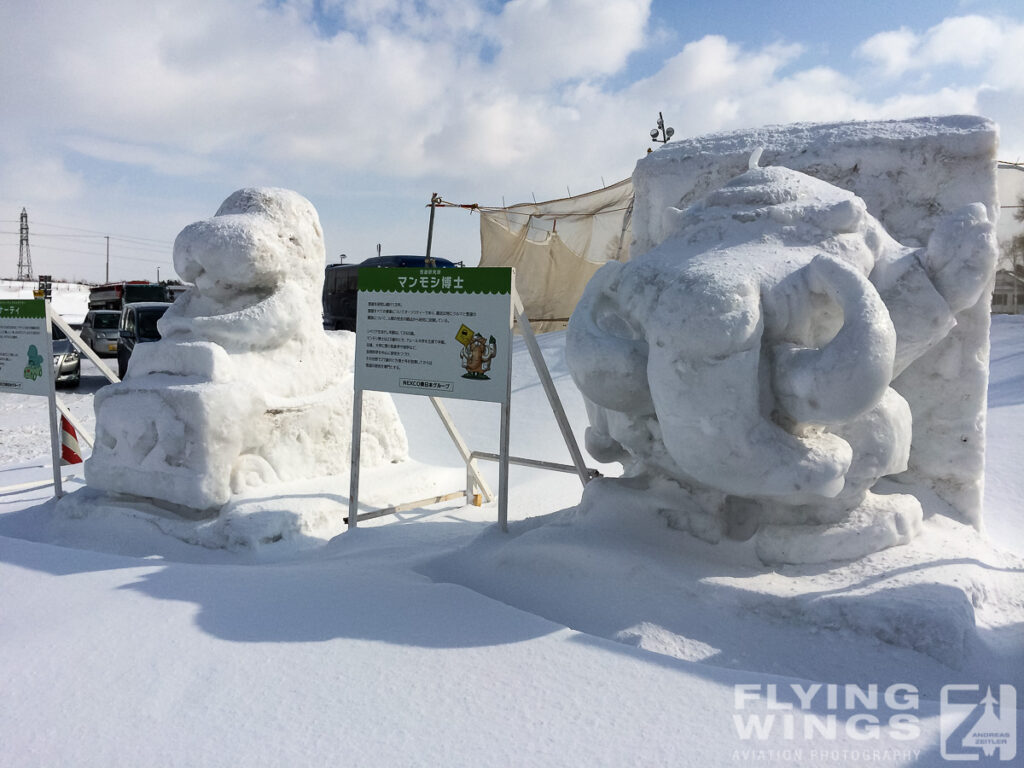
<box><xmin>86</xmin><ymin>188</ymin><xmax>408</xmax><ymax>513</ymax></box>
<box><xmin>566</xmin><ymin>162</ymin><xmax>994</xmax><ymax>564</ymax></box>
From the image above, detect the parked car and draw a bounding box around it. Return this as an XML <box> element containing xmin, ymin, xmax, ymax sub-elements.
<box><xmin>79</xmin><ymin>309</ymin><xmax>122</xmax><ymax>356</ymax></box>
<box><xmin>322</xmin><ymin>255</ymin><xmax>457</xmax><ymax>331</ymax></box>
<box><xmin>117</xmin><ymin>302</ymin><xmax>171</xmax><ymax>379</ymax></box>
<box><xmin>51</xmin><ymin>325</ymin><xmax>81</xmax><ymax>389</ymax></box>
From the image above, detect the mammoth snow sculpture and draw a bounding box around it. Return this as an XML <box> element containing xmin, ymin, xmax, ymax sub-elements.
<box><xmin>566</xmin><ymin>162</ymin><xmax>995</xmax><ymax>564</ymax></box>
<box><xmin>86</xmin><ymin>188</ymin><xmax>408</xmax><ymax>514</ymax></box>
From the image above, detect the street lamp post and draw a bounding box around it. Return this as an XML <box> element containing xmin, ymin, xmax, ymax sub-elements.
<box><xmin>650</xmin><ymin>112</ymin><xmax>675</xmax><ymax>144</ymax></box>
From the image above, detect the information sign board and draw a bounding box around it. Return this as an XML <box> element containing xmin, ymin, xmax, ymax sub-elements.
<box><xmin>354</xmin><ymin>267</ymin><xmax>513</xmax><ymax>404</ymax></box>
<box><xmin>0</xmin><ymin>299</ymin><xmax>52</xmax><ymax>396</ymax></box>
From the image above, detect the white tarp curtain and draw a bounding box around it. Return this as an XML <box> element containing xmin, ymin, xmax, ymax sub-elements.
<box><xmin>478</xmin><ymin>179</ymin><xmax>633</xmax><ymax>333</ymax></box>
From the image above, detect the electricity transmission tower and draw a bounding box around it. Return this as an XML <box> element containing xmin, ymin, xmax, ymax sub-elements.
<box><xmin>17</xmin><ymin>207</ymin><xmax>33</xmax><ymax>280</ymax></box>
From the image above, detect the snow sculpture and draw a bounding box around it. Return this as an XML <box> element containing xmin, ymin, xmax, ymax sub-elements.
<box><xmin>566</xmin><ymin>161</ymin><xmax>995</xmax><ymax>565</ymax></box>
<box><xmin>86</xmin><ymin>188</ymin><xmax>408</xmax><ymax>513</ymax></box>
<box><xmin>632</xmin><ymin>117</ymin><xmax>999</xmax><ymax>525</ymax></box>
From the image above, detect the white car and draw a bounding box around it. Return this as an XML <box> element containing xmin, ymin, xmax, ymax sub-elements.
<box><xmin>79</xmin><ymin>309</ymin><xmax>122</xmax><ymax>356</ymax></box>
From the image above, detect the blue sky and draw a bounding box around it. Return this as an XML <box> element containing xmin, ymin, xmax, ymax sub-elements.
<box><xmin>2</xmin><ymin>0</ymin><xmax>1024</xmax><ymax>282</ymax></box>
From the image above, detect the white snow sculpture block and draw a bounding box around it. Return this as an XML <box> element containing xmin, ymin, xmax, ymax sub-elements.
<box><xmin>567</xmin><ymin>118</ymin><xmax>997</xmax><ymax>565</ymax></box>
<box><xmin>631</xmin><ymin>116</ymin><xmax>999</xmax><ymax>528</ymax></box>
<box><xmin>86</xmin><ymin>188</ymin><xmax>408</xmax><ymax>513</ymax></box>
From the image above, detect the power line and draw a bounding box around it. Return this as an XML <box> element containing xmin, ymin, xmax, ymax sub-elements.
<box><xmin>0</xmin><ymin>219</ymin><xmax>173</xmax><ymax>246</ymax></box>
<box><xmin>24</xmin><ymin>242</ymin><xmax>171</xmax><ymax>264</ymax></box>
<box><xmin>22</xmin><ymin>243</ymin><xmax>106</xmax><ymax>257</ymax></box>
<box><xmin>112</xmin><ymin>254</ymin><xmax>172</xmax><ymax>265</ymax></box>
<box><xmin>1</xmin><ymin>232</ymin><xmax>172</xmax><ymax>260</ymax></box>
<box><xmin>24</xmin><ymin>220</ymin><xmax>174</xmax><ymax>245</ymax></box>
<box><xmin>0</xmin><ymin>230</ymin><xmax>170</xmax><ymax>252</ymax></box>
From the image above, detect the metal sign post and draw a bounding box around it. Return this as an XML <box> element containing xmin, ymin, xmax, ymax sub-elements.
<box><xmin>350</xmin><ymin>266</ymin><xmax>514</xmax><ymax>529</ymax></box>
<box><xmin>348</xmin><ymin>267</ymin><xmax>598</xmax><ymax>532</ymax></box>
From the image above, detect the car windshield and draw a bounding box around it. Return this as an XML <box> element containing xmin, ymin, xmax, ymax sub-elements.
<box><xmin>93</xmin><ymin>313</ymin><xmax>119</xmax><ymax>329</ymax></box>
<box><xmin>137</xmin><ymin>307</ymin><xmax>168</xmax><ymax>340</ymax></box>
<box><xmin>52</xmin><ymin>326</ymin><xmax>66</xmax><ymax>340</ymax></box>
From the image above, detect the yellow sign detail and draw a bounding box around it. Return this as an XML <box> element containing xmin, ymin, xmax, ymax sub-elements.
<box><xmin>455</xmin><ymin>324</ymin><xmax>475</xmax><ymax>347</ymax></box>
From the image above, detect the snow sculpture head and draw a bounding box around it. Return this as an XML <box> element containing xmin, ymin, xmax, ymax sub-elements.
<box><xmin>86</xmin><ymin>188</ymin><xmax>408</xmax><ymax>515</ymax></box>
<box><xmin>566</xmin><ymin>164</ymin><xmax>994</xmax><ymax>564</ymax></box>
<box><xmin>164</xmin><ymin>188</ymin><xmax>326</xmax><ymax>351</ymax></box>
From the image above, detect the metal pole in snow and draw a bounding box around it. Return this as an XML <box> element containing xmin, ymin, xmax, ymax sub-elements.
<box><xmin>498</xmin><ymin>398</ymin><xmax>510</xmax><ymax>533</ymax></box>
<box><xmin>44</xmin><ymin>304</ymin><xmax>63</xmax><ymax>498</ymax></box>
<box><xmin>348</xmin><ymin>388</ymin><xmax>363</xmax><ymax>528</ymax></box>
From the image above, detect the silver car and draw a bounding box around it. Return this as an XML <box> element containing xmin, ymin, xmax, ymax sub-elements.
<box><xmin>51</xmin><ymin>325</ymin><xmax>81</xmax><ymax>388</ymax></box>
<box><xmin>79</xmin><ymin>309</ymin><xmax>122</xmax><ymax>356</ymax></box>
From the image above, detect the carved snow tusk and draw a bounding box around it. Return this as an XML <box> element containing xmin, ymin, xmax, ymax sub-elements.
<box><xmin>772</xmin><ymin>255</ymin><xmax>896</xmax><ymax>426</ymax></box>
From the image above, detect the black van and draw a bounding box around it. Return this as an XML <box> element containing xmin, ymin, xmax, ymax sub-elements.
<box><xmin>322</xmin><ymin>255</ymin><xmax>456</xmax><ymax>331</ymax></box>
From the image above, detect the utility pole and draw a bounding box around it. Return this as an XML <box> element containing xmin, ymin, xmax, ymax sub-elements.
<box><xmin>105</xmin><ymin>236</ymin><xmax>110</xmax><ymax>282</ymax></box>
<box><xmin>424</xmin><ymin>193</ymin><xmax>439</xmax><ymax>267</ymax></box>
<box><xmin>17</xmin><ymin>208</ymin><xmax>33</xmax><ymax>281</ymax></box>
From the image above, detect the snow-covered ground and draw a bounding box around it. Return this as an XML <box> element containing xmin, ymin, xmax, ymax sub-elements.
<box><xmin>0</xmin><ymin>281</ymin><xmax>1021</xmax><ymax>765</ymax></box>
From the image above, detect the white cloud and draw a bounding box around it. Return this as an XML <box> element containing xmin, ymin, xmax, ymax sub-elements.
<box><xmin>852</xmin><ymin>14</ymin><xmax>1024</xmax><ymax>160</ymax></box>
<box><xmin>494</xmin><ymin>0</ymin><xmax>650</xmax><ymax>87</ymax></box>
<box><xmin>324</xmin><ymin>0</ymin><xmax>484</xmax><ymax>37</ymax></box>
<box><xmin>3</xmin><ymin>0</ymin><xmax>1024</xmax><ymax>261</ymax></box>
<box><xmin>856</xmin><ymin>28</ymin><xmax>918</xmax><ymax>78</ymax></box>
<box><xmin>856</xmin><ymin>14</ymin><xmax>1016</xmax><ymax>77</ymax></box>
<box><xmin>918</xmin><ymin>15</ymin><xmax>1005</xmax><ymax>68</ymax></box>
<box><xmin>0</xmin><ymin>152</ymin><xmax>84</xmax><ymax>205</ymax></box>
<box><xmin>63</xmin><ymin>137</ymin><xmax>217</xmax><ymax>177</ymax></box>
<box><xmin>631</xmin><ymin>36</ymin><xmax>803</xmax><ymax>101</ymax></box>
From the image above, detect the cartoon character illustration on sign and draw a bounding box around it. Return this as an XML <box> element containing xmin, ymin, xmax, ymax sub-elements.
<box><xmin>459</xmin><ymin>329</ymin><xmax>497</xmax><ymax>379</ymax></box>
<box><xmin>23</xmin><ymin>344</ymin><xmax>44</xmax><ymax>381</ymax></box>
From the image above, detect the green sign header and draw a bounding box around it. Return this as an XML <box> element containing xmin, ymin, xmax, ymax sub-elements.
<box><xmin>358</xmin><ymin>267</ymin><xmax>511</xmax><ymax>295</ymax></box>
<box><xmin>0</xmin><ymin>299</ymin><xmax>45</xmax><ymax>319</ymax></box>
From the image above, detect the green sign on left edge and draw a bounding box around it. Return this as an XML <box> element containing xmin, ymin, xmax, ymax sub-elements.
<box><xmin>0</xmin><ymin>299</ymin><xmax>46</xmax><ymax>319</ymax></box>
<box><xmin>0</xmin><ymin>299</ymin><xmax>51</xmax><ymax>397</ymax></box>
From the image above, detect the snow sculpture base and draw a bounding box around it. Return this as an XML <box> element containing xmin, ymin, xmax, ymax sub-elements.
<box><xmin>428</xmin><ymin>489</ymin><xmax>1024</xmax><ymax>671</ymax></box>
<box><xmin>753</xmin><ymin>492</ymin><xmax>923</xmax><ymax>566</ymax></box>
<box><xmin>61</xmin><ymin>459</ymin><xmax>465</xmax><ymax>552</ymax></box>
<box><xmin>575</xmin><ymin>481</ymin><xmax>1000</xmax><ymax>669</ymax></box>
<box><xmin>86</xmin><ymin>188</ymin><xmax>408</xmax><ymax>516</ymax></box>
<box><xmin>646</xmin><ymin>473</ymin><xmax>926</xmax><ymax>566</ymax></box>
<box><xmin>567</xmin><ymin>117</ymin><xmax>998</xmax><ymax>566</ymax></box>
<box><xmin>89</xmin><ymin>338</ymin><xmax>396</xmax><ymax>513</ymax></box>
